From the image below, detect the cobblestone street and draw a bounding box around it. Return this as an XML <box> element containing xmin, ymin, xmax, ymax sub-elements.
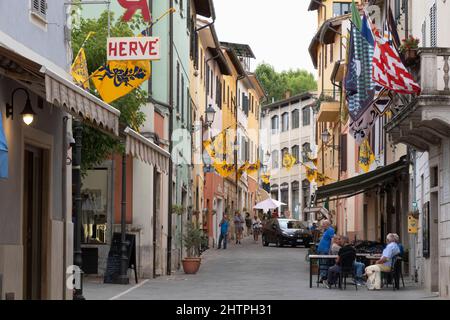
<box><xmin>84</xmin><ymin>236</ymin><xmax>440</xmax><ymax>300</ymax></box>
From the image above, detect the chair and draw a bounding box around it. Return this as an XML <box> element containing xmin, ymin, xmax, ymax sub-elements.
<box><xmin>338</xmin><ymin>251</ymin><xmax>357</xmax><ymax>290</ymax></box>
<box><xmin>317</xmin><ymin>257</ymin><xmax>335</xmax><ymax>287</ymax></box>
<box><xmin>382</xmin><ymin>255</ymin><xmax>405</xmax><ymax>290</ymax></box>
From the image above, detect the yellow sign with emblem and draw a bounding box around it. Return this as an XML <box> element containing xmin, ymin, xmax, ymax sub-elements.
<box><xmin>408</xmin><ymin>215</ymin><xmax>418</xmax><ymax>234</ymax></box>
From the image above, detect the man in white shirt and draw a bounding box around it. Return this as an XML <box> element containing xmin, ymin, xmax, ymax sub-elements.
<box><xmin>365</xmin><ymin>233</ymin><xmax>400</xmax><ymax>290</ymax></box>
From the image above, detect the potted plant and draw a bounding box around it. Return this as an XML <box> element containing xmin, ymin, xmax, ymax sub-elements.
<box><xmin>399</xmin><ymin>36</ymin><xmax>420</xmax><ymax>64</ymax></box>
<box><xmin>182</xmin><ymin>222</ymin><xmax>203</xmax><ymax>274</ymax></box>
<box><xmin>171</xmin><ymin>204</ymin><xmax>184</xmax><ymax>215</ymax></box>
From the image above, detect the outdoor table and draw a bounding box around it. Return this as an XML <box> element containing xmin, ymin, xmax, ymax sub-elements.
<box><xmin>365</xmin><ymin>255</ymin><xmax>382</xmax><ymax>265</ymax></box>
<box><xmin>308</xmin><ymin>255</ymin><xmax>337</xmax><ymax>288</ymax></box>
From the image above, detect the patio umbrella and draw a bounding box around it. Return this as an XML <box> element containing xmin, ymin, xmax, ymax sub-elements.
<box><xmin>0</xmin><ymin>111</ymin><xmax>8</xmax><ymax>179</ymax></box>
<box><xmin>253</xmin><ymin>198</ymin><xmax>285</xmax><ymax>212</ymax></box>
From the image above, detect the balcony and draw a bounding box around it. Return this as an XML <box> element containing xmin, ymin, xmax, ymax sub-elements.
<box><xmin>318</xmin><ymin>101</ymin><xmax>340</xmax><ymax>122</ymax></box>
<box><xmin>386</xmin><ymin>48</ymin><xmax>450</xmax><ymax>152</ymax></box>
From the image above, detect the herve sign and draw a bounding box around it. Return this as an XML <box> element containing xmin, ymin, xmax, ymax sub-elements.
<box><xmin>107</xmin><ymin>37</ymin><xmax>160</xmax><ymax>61</ymax></box>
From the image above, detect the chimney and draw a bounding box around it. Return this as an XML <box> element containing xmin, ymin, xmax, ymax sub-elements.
<box><xmin>285</xmin><ymin>90</ymin><xmax>291</xmax><ymax>99</ymax></box>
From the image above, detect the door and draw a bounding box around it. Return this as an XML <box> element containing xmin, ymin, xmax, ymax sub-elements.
<box><xmin>430</xmin><ymin>192</ymin><xmax>439</xmax><ymax>292</ymax></box>
<box><xmin>23</xmin><ymin>145</ymin><xmax>44</xmax><ymax>300</ymax></box>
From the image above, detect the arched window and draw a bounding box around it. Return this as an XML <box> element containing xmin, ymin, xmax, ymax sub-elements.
<box><xmin>272</xmin><ymin>150</ymin><xmax>279</xmax><ymax>169</ymax></box>
<box><xmin>292</xmin><ymin>109</ymin><xmax>299</xmax><ymax>129</ymax></box>
<box><xmin>281</xmin><ymin>147</ymin><xmax>289</xmax><ymax>167</ymax></box>
<box><xmin>302</xmin><ymin>142</ymin><xmax>311</xmax><ymax>162</ymax></box>
<box><xmin>271</xmin><ymin>184</ymin><xmax>279</xmax><ymax>200</ymax></box>
<box><xmin>291</xmin><ymin>145</ymin><xmax>300</xmax><ymax>164</ymax></box>
<box><xmin>282</xmin><ymin>112</ymin><xmax>289</xmax><ymax>132</ymax></box>
<box><xmin>291</xmin><ymin>181</ymin><xmax>300</xmax><ymax>219</ymax></box>
<box><xmin>280</xmin><ymin>183</ymin><xmax>289</xmax><ymax>213</ymax></box>
<box><xmin>302</xmin><ymin>106</ymin><xmax>311</xmax><ymax>126</ymax></box>
<box><xmin>271</xmin><ymin>115</ymin><xmax>279</xmax><ymax>134</ymax></box>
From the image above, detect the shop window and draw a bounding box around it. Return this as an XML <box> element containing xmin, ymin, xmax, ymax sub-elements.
<box><xmin>81</xmin><ymin>168</ymin><xmax>109</xmax><ymax>244</ymax></box>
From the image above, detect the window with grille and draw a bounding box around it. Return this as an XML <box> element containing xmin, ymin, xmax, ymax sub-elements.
<box><xmin>430</xmin><ymin>3</ymin><xmax>437</xmax><ymax>47</ymax></box>
<box><xmin>31</xmin><ymin>0</ymin><xmax>47</xmax><ymax>20</ymax></box>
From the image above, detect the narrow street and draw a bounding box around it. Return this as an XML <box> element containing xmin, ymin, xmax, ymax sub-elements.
<box><xmin>84</xmin><ymin>236</ymin><xmax>438</xmax><ymax>300</ymax></box>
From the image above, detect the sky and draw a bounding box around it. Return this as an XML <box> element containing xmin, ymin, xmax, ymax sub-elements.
<box><xmin>214</xmin><ymin>0</ymin><xmax>317</xmax><ymax>76</ymax></box>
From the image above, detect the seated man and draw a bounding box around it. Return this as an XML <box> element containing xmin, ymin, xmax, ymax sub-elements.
<box><xmin>324</xmin><ymin>236</ymin><xmax>356</xmax><ymax>288</ymax></box>
<box><xmin>365</xmin><ymin>233</ymin><xmax>400</xmax><ymax>290</ymax></box>
<box><xmin>329</xmin><ymin>235</ymin><xmax>342</xmax><ymax>255</ymax></box>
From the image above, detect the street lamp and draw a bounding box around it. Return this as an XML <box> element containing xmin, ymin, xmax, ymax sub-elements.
<box><xmin>205</xmin><ymin>104</ymin><xmax>216</xmax><ymax>128</ymax></box>
<box><xmin>6</xmin><ymin>88</ymin><xmax>37</xmax><ymax>125</ymax></box>
<box><xmin>321</xmin><ymin>129</ymin><xmax>339</xmax><ymax>150</ymax></box>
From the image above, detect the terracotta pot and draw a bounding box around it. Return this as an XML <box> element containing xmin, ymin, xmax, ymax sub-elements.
<box><xmin>182</xmin><ymin>257</ymin><xmax>201</xmax><ymax>274</ymax></box>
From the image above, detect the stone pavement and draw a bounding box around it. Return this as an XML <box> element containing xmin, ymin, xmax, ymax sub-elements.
<box><xmin>84</xmin><ymin>236</ymin><xmax>441</xmax><ymax>300</ymax></box>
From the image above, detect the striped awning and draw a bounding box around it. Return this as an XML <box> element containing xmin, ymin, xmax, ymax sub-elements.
<box><xmin>44</xmin><ymin>67</ymin><xmax>120</xmax><ymax>136</ymax></box>
<box><xmin>124</xmin><ymin>127</ymin><xmax>170</xmax><ymax>172</ymax></box>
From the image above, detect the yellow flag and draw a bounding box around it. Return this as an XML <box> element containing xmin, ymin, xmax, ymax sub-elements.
<box><xmin>261</xmin><ymin>172</ymin><xmax>270</xmax><ymax>184</ymax></box>
<box><xmin>213</xmin><ymin>160</ymin><xmax>235</xmax><ymax>178</ymax></box>
<box><xmin>283</xmin><ymin>153</ymin><xmax>296</xmax><ymax>171</ymax></box>
<box><xmin>246</xmin><ymin>160</ymin><xmax>260</xmax><ymax>175</ymax></box>
<box><xmin>213</xmin><ymin>130</ymin><xmax>227</xmax><ymax>155</ymax></box>
<box><xmin>91</xmin><ymin>60</ymin><xmax>151</xmax><ymax>104</ymax></box>
<box><xmin>203</xmin><ymin>140</ymin><xmax>216</xmax><ymax>160</ymax></box>
<box><xmin>306</xmin><ymin>167</ymin><xmax>317</xmax><ymax>183</ymax></box>
<box><xmin>237</xmin><ymin>161</ymin><xmax>250</xmax><ymax>180</ymax></box>
<box><xmin>71</xmin><ymin>48</ymin><xmax>90</xmax><ymax>90</ymax></box>
<box><xmin>359</xmin><ymin>139</ymin><xmax>375</xmax><ymax>173</ymax></box>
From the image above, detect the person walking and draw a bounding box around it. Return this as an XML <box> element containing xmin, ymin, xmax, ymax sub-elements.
<box><xmin>233</xmin><ymin>211</ymin><xmax>244</xmax><ymax>244</ymax></box>
<box><xmin>218</xmin><ymin>214</ymin><xmax>229</xmax><ymax>249</ymax></box>
<box><xmin>252</xmin><ymin>215</ymin><xmax>262</xmax><ymax>241</ymax></box>
<box><xmin>245</xmin><ymin>212</ymin><xmax>252</xmax><ymax>236</ymax></box>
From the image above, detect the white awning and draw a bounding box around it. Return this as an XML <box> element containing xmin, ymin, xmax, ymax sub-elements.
<box><xmin>124</xmin><ymin>127</ymin><xmax>170</xmax><ymax>172</ymax></box>
<box><xmin>44</xmin><ymin>67</ymin><xmax>120</xmax><ymax>136</ymax></box>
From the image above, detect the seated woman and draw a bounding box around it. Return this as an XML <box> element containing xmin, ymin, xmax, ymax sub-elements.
<box><xmin>365</xmin><ymin>233</ymin><xmax>400</xmax><ymax>290</ymax></box>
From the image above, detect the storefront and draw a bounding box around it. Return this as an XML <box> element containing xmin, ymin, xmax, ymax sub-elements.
<box><xmin>0</xmin><ymin>33</ymin><xmax>120</xmax><ymax>299</ymax></box>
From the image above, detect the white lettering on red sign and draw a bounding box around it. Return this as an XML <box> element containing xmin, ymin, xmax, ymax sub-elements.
<box><xmin>107</xmin><ymin>37</ymin><xmax>160</xmax><ymax>61</ymax></box>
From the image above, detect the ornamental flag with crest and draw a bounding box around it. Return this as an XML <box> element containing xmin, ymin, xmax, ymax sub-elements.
<box><xmin>358</xmin><ymin>138</ymin><xmax>375</xmax><ymax>173</ymax></box>
<box><xmin>92</xmin><ymin>60</ymin><xmax>151</xmax><ymax>104</ymax></box>
<box><xmin>370</xmin><ymin>14</ymin><xmax>421</xmax><ymax>95</ymax></box>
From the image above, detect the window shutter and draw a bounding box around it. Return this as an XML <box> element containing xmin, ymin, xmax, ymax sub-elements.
<box><xmin>340</xmin><ymin>134</ymin><xmax>347</xmax><ymax>172</ymax></box>
<box><xmin>32</xmin><ymin>0</ymin><xmax>47</xmax><ymax>19</ymax></box>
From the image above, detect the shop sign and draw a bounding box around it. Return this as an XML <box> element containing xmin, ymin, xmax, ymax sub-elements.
<box><xmin>117</xmin><ymin>0</ymin><xmax>151</xmax><ymax>22</ymax></box>
<box><xmin>107</xmin><ymin>37</ymin><xmax>160</xmax><ymax>61</ymax></box>
<box><xmin>408</xmin><ymin>214</ymin><xmax>418</xmax><ymax>234</ymax></box>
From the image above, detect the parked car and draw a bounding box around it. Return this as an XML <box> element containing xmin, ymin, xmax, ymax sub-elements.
<box><xmin>262</xmin><ymin>218</ymin><xmax>312</xmax><ymax>248</ymax></box>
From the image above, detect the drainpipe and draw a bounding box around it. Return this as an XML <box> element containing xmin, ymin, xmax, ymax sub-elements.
<box><xmin>235</xmin><ymin>74</ymin><xmax>246</xmax><ymax>213</ymax></box>
<box><xmin>167</xmin><ymin>0</ymin><xmax>174</xmax><ymax>276</ymax></box>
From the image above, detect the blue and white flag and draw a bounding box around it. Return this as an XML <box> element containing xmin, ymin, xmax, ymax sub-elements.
<box><xmin>0</xmin><ymin>111</ymin><xmax>8</xmax><ymax>179</ymax></box>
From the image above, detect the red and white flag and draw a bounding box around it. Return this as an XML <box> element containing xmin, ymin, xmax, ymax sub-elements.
<box><xmin>371</xmin><ymin>21</ymin><xmax>421</xmax><ymax>95</ymax></box>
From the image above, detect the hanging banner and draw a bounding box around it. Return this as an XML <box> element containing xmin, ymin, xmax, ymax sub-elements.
<box><xmin>107</xmin><ymin>37</ymin><xmax>160</xmax><ymax>61</ymax></box>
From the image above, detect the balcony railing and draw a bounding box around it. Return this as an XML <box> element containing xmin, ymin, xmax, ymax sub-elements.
<box><xmin>419</xmin><ymin>48</ymin><xmax>450</xmax><ymax>96</ymax></box>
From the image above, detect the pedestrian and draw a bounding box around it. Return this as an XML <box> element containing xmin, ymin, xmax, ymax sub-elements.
<box><xmin>317</xmin><ymin>220</ymin><xmax>335</xmax><ymax>282</ymax></box>
<box><xmin>218</xmin><ymin>214</ymin><xmax>229</xmax><ymax>249</ymax></box>
<box><xmin>233</xmin><ymin>211</ymin><xmax>244</xmax><ymax>244</ymax></box>
<box><xmin>245</xmin><ymin>212</ymin><xmax>252</xmax><ymax>236</ymax></box>
<box><xmin>252</xmin><ymin>215</ymin><xmax>262</xmax><ymax>241</ymax></box>
<box><xmin>364</xmin><ymin>233</ymin><xmax>400</xmax><ymax>290</ymax></box>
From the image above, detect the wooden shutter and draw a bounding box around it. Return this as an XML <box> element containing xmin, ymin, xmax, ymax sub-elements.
<box><xmin>340</xmin><ymin>134</ymin><xmax>347</xmax><ymax>172</ymax></box>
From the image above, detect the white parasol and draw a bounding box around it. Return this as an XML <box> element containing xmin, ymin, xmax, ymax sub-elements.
<box><xmin>253</xmin><ymin>198</ymin><xmax>286</xmax><ymax>212</ymax></box>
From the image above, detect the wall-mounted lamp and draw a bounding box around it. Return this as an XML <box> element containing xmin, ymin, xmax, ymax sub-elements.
<box><xmin>205</xmin><ymin>104</ymin><xmax>216</xmax><ymax>128</ymax></box>
<box><xmin>321</xmin><ymin>129</ymin><xmax>339</xmax><ymax>150</ymax></box>
<box><xmin>6</xmin><ymin>88</ymin><xmax>36</xmax><ymax>125</ymax></box>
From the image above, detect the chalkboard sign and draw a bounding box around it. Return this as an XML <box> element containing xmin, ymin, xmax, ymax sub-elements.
<box><xmin>104</xmin><ymin>233</ymin><xmax>138</xmax><ymax>284</ymax></box>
